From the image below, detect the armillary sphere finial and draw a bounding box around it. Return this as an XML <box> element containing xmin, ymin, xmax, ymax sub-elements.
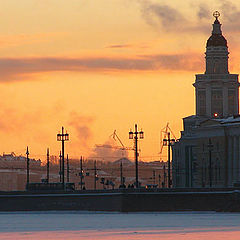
<box><xmin>213</xmin><ymin>11</ymin><xmax>220</xmax><ymax>19</ymax></box>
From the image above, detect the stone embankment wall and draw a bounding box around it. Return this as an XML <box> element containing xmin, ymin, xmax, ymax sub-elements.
<box><xmin>0</xmin><ymin>188</ymin><xmax>239</xmax><ymax>212</ymax></box>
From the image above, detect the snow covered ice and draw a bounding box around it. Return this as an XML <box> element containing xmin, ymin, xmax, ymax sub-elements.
<box><xmin>0</xmin><ymin>211</ymin><xmax>240</xmax><ymax>239</ymax></box>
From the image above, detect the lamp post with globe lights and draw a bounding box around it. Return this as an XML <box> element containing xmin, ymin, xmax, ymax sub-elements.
<box><xmin>57</xmin><ymin>127</ymin><xmax>69</xmax><ymax>188</ymax></box>
<box><xmin>129</xmin><ymin>124</ymin><xmax>144</xmax><ymax>188</ymax></box>
<box><xmin>163</xmin><ymin>132</ymin><xmax>175</xmax><ymax>188</ymax></box>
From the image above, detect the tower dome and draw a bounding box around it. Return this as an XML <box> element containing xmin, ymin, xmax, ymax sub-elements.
<box><xmin>206</xmin><ymin>34</ymin><xmax>227</xmax><ymax>47</ymax></box>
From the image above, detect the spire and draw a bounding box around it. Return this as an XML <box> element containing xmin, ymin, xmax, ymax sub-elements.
<box><xmin>206</xmin><ymin>11</ymin><xmax>227</xmax><ymax>47</ymax></box>
<box><xmin>212</xmin><ymin>11</ymin><xmax>222</xmax><ymax>34</ymax></box>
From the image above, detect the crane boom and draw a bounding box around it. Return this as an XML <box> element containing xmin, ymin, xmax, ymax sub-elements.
<box><xmin>96</xmin><ymin>130</ymin><xmax>134</xmax><ymax>151</ymax></box>
<box><xmin>159</xmin><ymin>123</ymin><xmax>177</xmax><ymax>155</ymax></box>
<box><xmin>110</xmin><ymin>130</ymin><xmax>125</xmax><ymax>148</ymax></box>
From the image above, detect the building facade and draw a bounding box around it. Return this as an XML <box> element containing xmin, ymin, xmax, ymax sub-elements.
<box><xmin>172</xmin><ymin>12</ymin><xmax>240</xmax><ymax>188</ymax></box>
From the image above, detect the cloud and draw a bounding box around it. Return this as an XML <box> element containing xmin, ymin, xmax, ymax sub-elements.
<box><xmin>143</xmin><ymin>54</ymin><xmax>203</xmax><ymax>71</ymax></box>
<box><xmin>0</xmin><ymin>107</ymin><xmax>42</xmax><ymax>134</ymax></box>
<box><xmin>107</xmin><ymin>44</ymin><xmax>132</xmax><ymax>49</ymax></box>
<box><xmin>220</xmin><ymin>0</ymin><xmax>238</xmax><ymax>20</ymax></box>
<box><xmin>68</xmin><ymin>112</ymin><xmax>94</xmax><ymax>148</ymax></box>
<box><xmin>197</xmin><ymin>4</ymin><xmax>210</xmax><ymax>20</ymax></box>
<box><xmin>0</xmin><ymin>102</ymin><xmax>94</xmax><ymax>146</ymax></box>
<box><xmin>0</xmin><ymin>104</ymin><xmax>54</xmax><ymax>148</ymax></box>
<box><xmin>0</xmin><ymin>53</ymin><xmax>203</xmax><ymax>81</ymax></box>
<box><xmin>218</xmin><ymin>1</ymin><xmax>240</xmax><ymax>32</ymax></box>
<box><xmin>139</xmin><ymin>0</ymin><xmax>187</xmax><ymax>31</ymax></box>
<box><xmin>0</xmin><ymin>57</ymin><xmax>151</xmax><ymax>81</ymax></box>
<box><xmin>137</xmin><ymin>0</ymin><xmax>240</xmax><ymax>34</ymax></box>
<box><xmin>90</xmin><ymin>139</ymin><xmax>128</xmax><ymax>162</ymax></box>
<box><xmin>106</xmin><ymin>42</ymin><xmax>149</xmax><ymax>50</ymax></box>
<box><xmin>0</xmin><ymin>99</ymin><xmax>96</xmax><ymax>159</ymax></box>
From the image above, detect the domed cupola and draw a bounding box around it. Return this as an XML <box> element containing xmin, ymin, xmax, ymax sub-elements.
<box><xmin>204</xmin><ymin>11</ymin><xmax>229</xmax><ymax>75</ymax></box>
<box><xmin>206</xmin><ymin>11</ymin><xmax>227</xmax><ymax>48</ymax></box>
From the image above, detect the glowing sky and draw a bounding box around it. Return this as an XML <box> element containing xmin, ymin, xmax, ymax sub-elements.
<box><xmin>1</xmin><ymin>0</ymin><xmax>240</xmax><ymax>162</ymax></box>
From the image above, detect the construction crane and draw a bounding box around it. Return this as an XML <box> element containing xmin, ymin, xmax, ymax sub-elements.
<box><xmin>111</xmin><ymin>130</ymin><xmax>125</xmax><ymax>148</ymax></box>
<box><xmin>96</xmin><ymin>130</ymin><xmax>134</xmax><ymax>151</ymax></box>
<box><xmin>111</xmin><ymin>130</ymin><xmax>135</xmax><ymax>151</ymax></box>
<box><xmin>159</xmin><ymin>123</ymin><xmax>177</xmax><ymax>160</ymax></box>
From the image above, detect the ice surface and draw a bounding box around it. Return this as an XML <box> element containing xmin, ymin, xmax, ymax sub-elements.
<box><xmin>0</xmin><ymin>212</ymin><xmax>240</xmax><ymax>239</ymax></box>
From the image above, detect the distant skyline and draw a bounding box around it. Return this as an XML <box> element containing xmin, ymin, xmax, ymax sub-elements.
<box><xmin>0</xmin><ymin>0</ymin><xmax>240</xmax><ymax>162</ymax></box>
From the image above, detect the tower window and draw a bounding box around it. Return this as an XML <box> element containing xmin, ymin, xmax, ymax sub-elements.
<box><xmin>198</xmin><ymin>90</ymin><xmax>206</xmax><ymax>116</ymax></box>
<box><xmin>228</xmin><ymin>89</ymin><xmax>236</xmax><ymax>115</ymax></box>
<box><xmin>211</xmin><ymin>89</ymin><xmax>223</xmax><ymax>117</ymax></box>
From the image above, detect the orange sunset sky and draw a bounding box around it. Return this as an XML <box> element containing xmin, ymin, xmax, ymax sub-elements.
<box><xmin>1</xmin><ymin>0</ymin><xmax>240</xmax><ymax>162</ymax></box>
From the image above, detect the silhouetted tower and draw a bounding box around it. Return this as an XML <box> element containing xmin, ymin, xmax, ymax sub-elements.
<box><xmin>194</xmin><ymin>11</ymin><xmax>239</xmax><ymax>118</ymax></box>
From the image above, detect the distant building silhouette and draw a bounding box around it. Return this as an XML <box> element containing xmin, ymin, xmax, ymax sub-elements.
<box><xmin>172</xmin><ymin>12</ymin><xmax>240</xmax><ymax>188</ymax></box>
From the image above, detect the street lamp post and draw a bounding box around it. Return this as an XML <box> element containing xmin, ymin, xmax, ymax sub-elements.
<box><xmin>80</xmin><ymin>156</ymin><xmax>84</xmax><ymax>190</ymax></box>
<box><xmin>163</xmin><ymin>132</ymin><xmax>175</xmax><ymax>188</ymax></box>
<box><xmin>57</xmin><ymin>127</ymin><xmax>69</xmax><ymax>189</ymax></box>
<box><xmin>59</xmin><ymin>151</ymin><xmax>62</xmax><ymax>182</ymax></box>
<box><xmin>207</xmin><ymin>138</ymin><xmax>214</xmax><ymax>187</ymax></box>
<box><xmin>158</xmin><ymin>173</ymin><xmax>161</xmax><ymax>188</ymax></box>
<box><xmin>94</xmin><ymin>160</ymin><xmax>97</xmax><ymax>190</ymax></box>
<box><xmin>86</xmin><ymin>161</ymin><xmax>100</xmax><ymax>190</ymax></box>
<box><xmin>67</xmin><ymin>154</ymin><xmax>69</xmax><ymax>182</ymax></box>
<box><xmin>47</xmin><ymin>148</ymin><xmax>50</xmax><ymax>183</ymax></box>
<box><xmin>26</xmin><ymin>146</ymin><xmax>30</xmax><ymax>186</ymax></box>
<box><xmin>153</xmin><ymin>170</ymin><xmax>156</xmax><ymax>185</ymax></box>
<box><xmin>163</xmin><ymin>164</ymin><xmax>166</xmax><ymax>188</ymax></box>
<box><xmin>129</xmin><ymin>124</ymin><xmax>144</xmax><ymax>188</ymax></box>
<box><xmin>120</xmin><ymin>161</ymin><xmax>123</xmax><ymax>186</ymax></box>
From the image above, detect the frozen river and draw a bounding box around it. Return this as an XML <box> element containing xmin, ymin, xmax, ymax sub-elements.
<box><xmin>0</xmin><ymin>211</ymin><xmax>240</xmax><ymax>239</ymax></box>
